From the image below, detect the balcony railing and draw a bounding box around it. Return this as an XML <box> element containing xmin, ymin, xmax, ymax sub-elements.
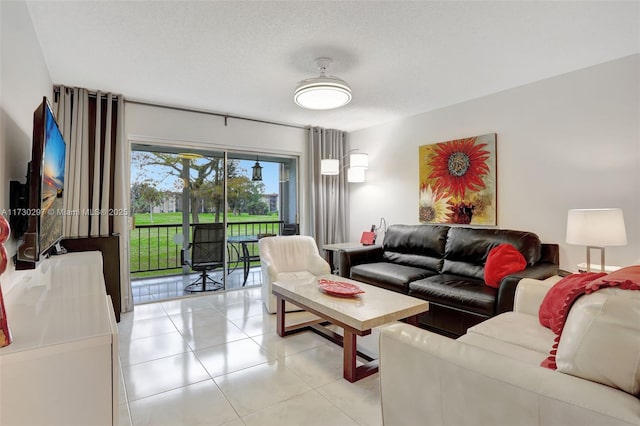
<box><xmin>130</xmin><ymin>220</ymin><xmax>284</xmax><ymax>274</ymax></box>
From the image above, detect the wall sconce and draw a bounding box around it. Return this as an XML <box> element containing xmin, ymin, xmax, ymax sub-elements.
<box><xmin>566</xmin><ymin>208</ymin><xmax>627</xmax><ymax>272</ymax></box>
<box><xmin>321</xmin><ymin>151</ymin><xmax>368</xmax><ymax>183</ymax></box>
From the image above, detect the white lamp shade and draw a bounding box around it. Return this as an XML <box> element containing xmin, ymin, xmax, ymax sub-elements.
<box><xmin>349</xmin><ymin>153</ymin><xmax>368</xmax><ymax>169</ymax></box>
<box><xmin>566</xmin><ymin>208</ymin><xmax>627</xmax><ymax>246</ymax></box>
<box><xmin>320</xmin><ymin>159</ymin><xmax>340</xmax><ymax>175</ymax></box>
<box><xmin>347</xmin><ymin>167</ymin><xmax>365</xmax><ymax>183</ymax></box>
<box><xmin>294</xmin><ymin>76</ymin><xmax>352</xmax><ymax>110</ymax></box>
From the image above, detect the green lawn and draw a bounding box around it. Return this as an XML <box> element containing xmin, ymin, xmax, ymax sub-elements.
<box><xmin>134</xmin><ymin>212</ymin><xmax>279</xmax><ymax>226</ymax></box>
<box><xmin>130</xmin><ymin>212</ymin><xmax>279</xmax><ymax>278</ymax></box>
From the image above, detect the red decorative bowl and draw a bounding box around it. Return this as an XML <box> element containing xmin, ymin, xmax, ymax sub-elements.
<box><xmin>318</xmin><ymin>279</ymin><xmax>365</xmax><ymax>297</ymax></box>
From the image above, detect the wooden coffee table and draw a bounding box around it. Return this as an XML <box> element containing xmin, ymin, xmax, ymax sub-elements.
<box><xmin>272</xmin><ymin>274</ymin><xmax>428</xmax><ymax>382</ymax></box>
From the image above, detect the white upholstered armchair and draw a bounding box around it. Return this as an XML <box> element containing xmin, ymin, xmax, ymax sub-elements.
<box><xmin>258</xmin><ymin>235</ymin><xmax>331</xmax><ymax>313</ymax></box>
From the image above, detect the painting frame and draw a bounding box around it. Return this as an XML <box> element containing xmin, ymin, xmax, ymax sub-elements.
<box><xmin>418</xmin><ymin>133</ymin><xmax>497</xmax><ymax>226</ymax></box>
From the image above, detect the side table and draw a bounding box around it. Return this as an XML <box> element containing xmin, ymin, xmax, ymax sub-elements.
<box><xmin>323</xmin><ymin>242</ymin><xmax>367</xmax><ymax>274</ymax></box>
<box><xmin>576</xmin><ymin>263</ymin><xmax>621</xmax><ymax>273</ymax></box>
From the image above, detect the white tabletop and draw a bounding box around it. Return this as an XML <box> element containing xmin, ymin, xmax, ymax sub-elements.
<box><xmin>0</xmin><ymin>252</ymin><xmax>112</xmax><ymax>356</ymax></box>
<box><xmin>273</xmin><ymin>274</ymin><xmax>428</xmax><ymax>331</ymax></box>
<box><xmin>576</xmin><ymin>262</ymin><xmax>621</xmax><ymax>273</ymax></box>
<box><xmin>323</xmin><ymin>242</ymin><xmax>372</xmax><ymax>251</ymax></box>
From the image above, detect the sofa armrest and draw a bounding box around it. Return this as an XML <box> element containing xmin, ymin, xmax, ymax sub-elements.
<box><xmin>260</xmin><ymin>258</ymin><xmax>277</xmax><ymax>282</ymax></box>
<box><xmin>307</xmin><ymin>254</ymin><xmax>331</xmax><ymax>276</ymax></box>
<box><xmin>495</xmin><ymin>262</ymin><xmax>559</xmax><ymax>314</ymax></box>
<box><xmin>540</xmin><ymin>242</ymin><xmax>560</xmax><ymax>265</ymax></box>
<box><xmin>514</xmin><ymin>275</ymin><xmax>563</xmax><ymax>315</ymax></box>
<box><xmin>379</xmin><ymin>323</ymin><xmax>640</xmax><ymax>426</ymax></box>
<box><xmin>337</xmin><ymin>245</ymin><xmax>383</xmax><ymax>278</ymax></box>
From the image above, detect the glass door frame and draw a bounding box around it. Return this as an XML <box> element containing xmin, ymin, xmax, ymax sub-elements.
<box><xmin>130</xmin><ymin>140</ymin><xmax>299</xmax><ymax>293</ymax></box>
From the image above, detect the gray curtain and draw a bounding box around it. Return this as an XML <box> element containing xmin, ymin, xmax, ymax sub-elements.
<box><xmin>53</xmin><ymin>85</ymin><xmax>133</xmax><ymax>313</ymax></box>
<box><xmin>309</xmin><ymin>127</ymin><xmax>349</xmax><ymax>248</ymax></box>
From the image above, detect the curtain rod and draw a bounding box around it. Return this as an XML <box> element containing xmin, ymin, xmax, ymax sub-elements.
<box><xmin>124</xmin><ymin>98</ymin><xmax>309</xmax><ymax>130</ymax></box>
<box><xmin>53</xmin><ymin>85</ymin><xmax>120</xmax><ymax>101</ymax></box>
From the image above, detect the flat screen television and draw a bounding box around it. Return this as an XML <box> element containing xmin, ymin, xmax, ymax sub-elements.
<box><xmin>11</xmin><ymin>97</ymin><xmax>66</xmax><ymax>268</ymax></box>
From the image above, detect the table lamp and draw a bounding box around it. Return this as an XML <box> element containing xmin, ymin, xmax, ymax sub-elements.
<box><xmin>566</xmin><ymin>208</ymin><xmax>627</xmax><ymax>272</ymax></box>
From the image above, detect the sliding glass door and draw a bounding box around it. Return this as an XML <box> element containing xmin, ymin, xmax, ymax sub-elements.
<box><xmin>129</xmin><ymin>144</ymin><xmax>297</xmax><ymax>303</ymax></box>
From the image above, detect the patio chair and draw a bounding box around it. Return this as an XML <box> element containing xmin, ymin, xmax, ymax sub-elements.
<box><xmin>184</xmin><ymin>223</ymin><xmax>225</xmax><ymax>292</ymax></box>
<box><xmin>281</xmin><ymin>223</ymin><xmax>299</xmax><ymax>235</ymax></box>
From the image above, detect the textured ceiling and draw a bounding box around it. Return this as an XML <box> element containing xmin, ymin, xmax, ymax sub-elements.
<box><xmin>26</xmin><ymin>1</ymin><xmax>640</xmax><ymax>132</ymax></box>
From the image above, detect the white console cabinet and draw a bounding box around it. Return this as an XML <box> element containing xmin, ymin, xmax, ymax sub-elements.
<box><xmin>0</xmin><ymin>251</ymin><xmax>119</xmax><ymax>426</ymax></box>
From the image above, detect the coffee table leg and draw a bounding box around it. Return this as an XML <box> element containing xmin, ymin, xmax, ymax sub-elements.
<box><xmin>343</xmin><ymin>330</ymin><xmax>357</xmax><ymax>382</ymax></box>
<box><xmin>276</xmin><ymin>296</ymin><xmax>285</xmax><ymax>337</ymax></box>
<box><xmin>407</xmin><ymin>314</ymin><xmax>419</xmax><ymax>327</ymax></box>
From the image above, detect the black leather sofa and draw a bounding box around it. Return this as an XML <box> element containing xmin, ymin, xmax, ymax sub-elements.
<box><xmin>338</xmin><ymin>224</ymin><xmax>559</xmax><ymax>337</ymax></box>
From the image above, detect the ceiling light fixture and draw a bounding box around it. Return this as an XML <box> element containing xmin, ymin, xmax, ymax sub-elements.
<box><xmin>294</xmin><ymin>57</ymin><xmax>352</xmax><ymax>110</ymax></box>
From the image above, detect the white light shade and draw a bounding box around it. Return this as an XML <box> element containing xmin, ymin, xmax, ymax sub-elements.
<box><xmin>294</xmin><ymin>57</ymin><xmax>352</xmax><ymax>110</ymax></box>
<box><xmin>349</xmin><ymin>153</ymin><xmax>368</xmax><ymax>169</ymax></box>
<box><xmin>347</xmin><ymin>167</ymin><xmax>365</xmax><ymax>183</ymax></box>
<box><xmin>320</xmin><ymin>159</ymin><xmax>340</xmax><ymax>175</ymax></box>
<box><xmin>294</xmin><ymin>76</ymin><xmax>352</xmax><ymax>110</ymax></box>
<box><xmin>566</xmin><ymin>208</ymin><xmax>627</xmax><ymax>246</ymax></box>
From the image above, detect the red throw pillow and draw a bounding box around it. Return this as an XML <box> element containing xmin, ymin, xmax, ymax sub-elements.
<box><xmin>538</xmin><ymin>272</ymin><xmax>606</xmax><ymax>332</ymax></box>
<box><xmin>484</xmin><ymin>244</ymin><xmax>527</xmax><ymax>288</ymax></box>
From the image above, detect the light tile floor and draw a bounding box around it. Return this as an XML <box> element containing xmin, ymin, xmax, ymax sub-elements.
<box><xmin>118</xmin><ymin>286</ymin><xmax>383</xmax><ymax>426</ymax></box>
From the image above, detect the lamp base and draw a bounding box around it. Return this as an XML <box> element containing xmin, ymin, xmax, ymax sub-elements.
<box><xmin>585</xmin><ymin>246</ymin><xmax>606</xmax><ymax>273</ymax></box>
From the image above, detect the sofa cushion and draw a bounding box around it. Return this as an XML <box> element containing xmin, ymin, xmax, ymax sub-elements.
<box><xmin>458</xmin><ymin>332</ymin><xmax>548</xmax><ymax>366</ymax></box>
<box><xmin>409</xmin><ymin>274</ymin><xmax>496</xmax><ymax>316</ymax></box>
<box><xmin>556</xmin><ymin>287</ymin><xmax>640</xmax><ymax>396</ymax></box>
<box><xmin>351</xmin><ymin>262</ymin><xmax>435</xmax><ymax>293</ymax></box>
<box><xmin>443</xmin><ymin>227</ymin><xmax>542</xmax><ymax>280</ymax></box>
<box><xmin>382</xmin><ymin>224</ymin><xmax>449</xmax><ymax>272</ymax></box>
<box><xmin>484</xmin><ymin>244</ymin><xmax>527</xmax><ymax>288</ymax></box>
<box><xmin>466</xmin><ymin>311</ymin><xmax>556</xmax><ymax>355</ymax></box>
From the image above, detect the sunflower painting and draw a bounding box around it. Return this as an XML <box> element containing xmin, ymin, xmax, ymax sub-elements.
<box><xmin>419</xmin><ymin>133</ymin><xmax>496</xmax><ymax>225</ymax></box>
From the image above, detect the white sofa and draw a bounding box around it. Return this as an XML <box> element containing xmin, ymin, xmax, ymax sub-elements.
<box><xmin>258</xmin><ymin>235</ymin><xmax>330</xmax><ymax>313</ymax></box>
<box><xmin>379</xmin><ymin>276</ymin><xmax>640</xmax><ymax>426</ymax></box>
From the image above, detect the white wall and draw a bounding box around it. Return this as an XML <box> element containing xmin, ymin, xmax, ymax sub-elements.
<box><xmin>349</xmin><ymin>55</ymin><xmax>640</xmax><ymax>271</ymax></box>
<box><xmin>0</xmin><ymin>0</ymin><xmax>52</xmax><ymax>291</ymax></box>
<box><xmin>124</xmin><ymin>102</ymin><xmax>310</xmax><ymax>231</ymax></box>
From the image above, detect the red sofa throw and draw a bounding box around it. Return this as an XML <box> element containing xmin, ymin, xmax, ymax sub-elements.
<box><xmin>538</xmin><ymin>272</ymin><xmax>606</xmax><ymax>333</ymax></box>
<box><xmin>539</xmin><ymin>266</ymin><xmax>640</xmax><ymax>370</ymax></box>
